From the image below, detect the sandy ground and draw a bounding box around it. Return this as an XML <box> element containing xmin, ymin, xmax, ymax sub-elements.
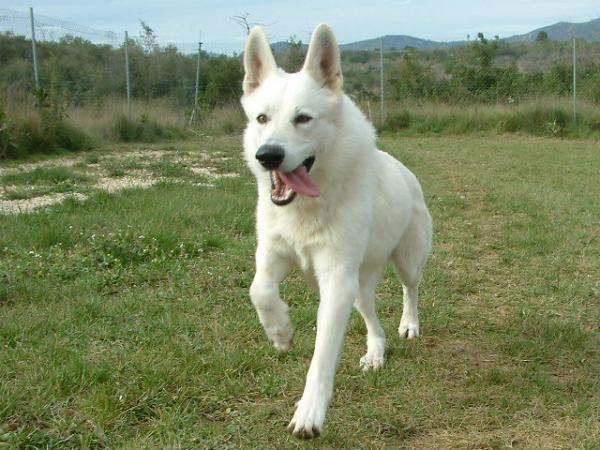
<box><xmin>0</xmin><ymin>147</ymin><xmax>238</xmax><ymax>214</ymax></box>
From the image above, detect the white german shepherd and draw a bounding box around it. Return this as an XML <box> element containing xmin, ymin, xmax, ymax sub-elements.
<box><xmin>241</xmin><ymin>23</ymin><xmax>432</xmax><ymax>439</ymax></box>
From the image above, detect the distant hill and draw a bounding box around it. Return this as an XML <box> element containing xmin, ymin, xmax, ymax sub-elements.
<box><xmin>505</xmin><ymin>17</ymin><xmax>600</xmax><ymax>42</ymax></box>
<box><xmin>270</xmin><ymin>41</ymin><xmax>306</xmax><ymax>53</ymax></box>
<box><xmin>271</xmin><ymin>35</ymin><xmax>463</xmax><ymax>53</ymax></box>
<box><xmin>339</xmin><ymin>35</ymin><xmax>464</xmax><ymax>51</ymax></box>
<box><xmin>271</xmin><ymin>17</ymin><xmax>600</xmax><ymax>53</ymax></box>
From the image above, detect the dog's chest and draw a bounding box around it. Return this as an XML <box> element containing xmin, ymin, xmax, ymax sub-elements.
<box><xmin>270</xmin><ymin>210</ymin><xmax>327</xmax><ymax>270</ymax></box>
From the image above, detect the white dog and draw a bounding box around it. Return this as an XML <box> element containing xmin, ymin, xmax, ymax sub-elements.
<box><xmin>241</xmin><ymin>23</ymin><xmax>432</xmax><ymax>439</ymax></box>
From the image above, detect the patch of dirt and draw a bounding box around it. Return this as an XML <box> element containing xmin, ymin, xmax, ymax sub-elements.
<box><xmin>0</xmin><ymin>156</ymin><xmax>84</xmax><ymax>176</ymax></box>
<box><xmin>0</xmin><ymin>193</ymin><xmax>87</xmax><ymax>214</ymax></box>
<box><xmin>95</xmin><ymin>176</ymin><xmax>158</xmax><ymax>193</ymax></box>
<box><xmin>0</xmin><ymin>146</ymin><xmax>240</xmax><ymax>215</ymax></box>
<box><xmin>190</xmin><ymin>166</ymin><xmax>239</xmax><ymax>179</ymax></box>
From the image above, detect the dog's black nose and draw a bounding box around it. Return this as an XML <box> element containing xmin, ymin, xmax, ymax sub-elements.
<box><xmin>256</xmin><ymin>145</ymin><xmax>285</xmax><ymax>170</ymax></box>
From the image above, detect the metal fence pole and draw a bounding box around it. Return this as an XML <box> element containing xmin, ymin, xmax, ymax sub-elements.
<box><xmin>380</xmin><ymin>38</ymin><xmax>385</xmax><ymax>125</ymax></box>
<box><xmin>572</xmin><ymin>37</ymin><xmax>577</xmax><ymax>124</ymax></box>
<box><xmin>29</xmin><ymin>7</ymin><xmax>39</xmax><ymax>89</ymax></box>
<box><xmin>124</xmin><ymin>31</ymin><xmax>132</xmax><ymax>118</ymax></box>
<box><xmin>190</xmin><ymin>41</ymin><xmax>202</xmax><ymax>125</ymax></box>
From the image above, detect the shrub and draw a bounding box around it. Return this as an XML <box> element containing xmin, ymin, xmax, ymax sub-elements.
<box><xmin>0</xmin><ymin>110</ymin><xmax>18</xmax><ymax>159</ymax></box>
<box><xmin>54</xmin><ymin>120</ymin><xmax>93</xmax><ymax>152</ymax></box>
<box><xmin>583</xmin><ymin>115</ymin><xmax>600</xmax><ymax>132</ymax></box>
<box><xmin>383</xmin><ymin>110</ymin><xmax>411</xmax><ymax>131</ymax></box>
<box><xmin>110</xmin><ymin>114</ymin><xmax>186</xmax><ymax>142</ymax></box>
<box><xmin>518</xmin><ymin>106</ymin><xmax>569</xmax><ymax>136</ymax></box>
<box><xmin>0</xmin><ymin>89</ymin><xmax>94</xmax><ymax>160</ymax></box>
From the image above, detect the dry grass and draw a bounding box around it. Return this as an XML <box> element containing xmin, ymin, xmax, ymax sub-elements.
<box><xmin>363</xmin><ymin>97</ymin><xmax>600</xmax><ymax>139</ymax></box>
<box><xmin>195</xmin><ymin>102</ymin><xmax>246</xmax><ymax>136</ymax></box>
<box><xmin>384</xmin><ymin>96</ymin><xmax>598</xmax><ymax>117</ymax></box>
<box><xmin>1</xmin><ymin>90</ymin><xmax>188</xmax><ymax>137</ymax></box>
<box><xmin>68</xmin><ymin>97</ymin><xmax>188</xmax><ymax>136</ymax></box>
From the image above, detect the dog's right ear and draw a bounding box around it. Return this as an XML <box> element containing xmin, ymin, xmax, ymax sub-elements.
<box><xmin>243</xmin><ymin>27</ymin><xmax>277</xmax><ymax>95</ymax></box>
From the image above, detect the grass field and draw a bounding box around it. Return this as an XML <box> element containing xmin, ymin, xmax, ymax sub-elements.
<box><xmin>0</xmin><ymin>134</ymin><xmax>598</xmax><ymax>449</ymax></box>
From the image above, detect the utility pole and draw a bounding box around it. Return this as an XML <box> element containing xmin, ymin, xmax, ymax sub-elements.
<box><xmin>29</xmin><ymin>7</ymin><xmax>39</xmax><ymax>89</ymax></box>
<box><xmin>190</xmin><ymin>40</ymin><xmax>203</xmax><ymax>125</ymax></box>
<box><xmin>124</xmin><ymin>31</ymin><xmax>132</xmax><ymax>118</ymax></box>
<box><xmin>380</xmin><ymin>38</ymin><xmax>385</xmax><ymax>125</ymax></box>
<box><xmin>572</xmin><ymin>37</ymin><xmax>577</xmax><ymax>124</ymax></box>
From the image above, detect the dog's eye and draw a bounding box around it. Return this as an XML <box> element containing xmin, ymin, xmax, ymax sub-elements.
<box><xmin>256</xmin><ymin>114</ymin><xmax>269</xmax><ymax>124</ymax></box>
<box><xmin>294</xmin><ymin>114</ymin><xmax>312</xmax><ymax>125</ymax></box>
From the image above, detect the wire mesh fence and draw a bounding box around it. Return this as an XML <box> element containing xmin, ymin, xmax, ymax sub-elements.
<box><xmin>1</xmin><ymin>7</ymin><xmax>599</xmax><ymax>134</ymax></box>
<box><xmin>0</xmin><ymin>8</ymin><xmax>123</xmax><ymax>44</ymax></box>
<box><xmin>0</xmin><ymin>7</ymin><xmax>206</xmax><ymax>124</ymax></box>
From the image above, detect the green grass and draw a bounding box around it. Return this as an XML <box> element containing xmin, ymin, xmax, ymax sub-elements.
<box><xmin>380</xmin><ymin>100</ymin><xmax>600</xmax><ymax>139</ymax></box>
<box><xmin>0</xmin><ymin>135</ymin><xmax>598</xmax><ymax>449</ymax></box>
<box><xmin>1</xmin><ymin>167</ymin><xmax>95</xmax><ymax>200</ymax></box>
<box><xmin>1</xmin><ymin>166</ymin><xmax>92</xmax><ymax>186</ymax></box>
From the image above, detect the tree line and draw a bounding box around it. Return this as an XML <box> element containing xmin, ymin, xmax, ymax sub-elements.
<box><xmin>1</xmin><ymin>29</ymin><xmax>600</xmax><ymax>109</ymax></box>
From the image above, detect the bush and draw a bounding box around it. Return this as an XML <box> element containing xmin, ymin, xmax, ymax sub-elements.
<box><xmin>0</xmin><ymin>105</ymin><xmax>93</xmax><ymax>160</ymax></box>
<box><xmin>583</xmin><ymin>115</ymin><xmax>600</xmax><ymax>132</ymax></box>
<box><xmin>383</xmin><ymin>110</ymin><xmax>411</xmax><ymax>131</ymax></box>
<box><xmin>54</xmin><ymin>120</ymin><xmax>93</xmax><ymax>151</ymax></box>
<box><xmin>110</xmin><ymin>114</ymin><xmax>186</xmax><ymax>142</ymax></box>
<box><xmin>518</xmin><ymin>106</ymin><xmax>569</xmax><ymax>136</ymax></box>
<box><xmin>583</xmin><ymin>73</ymin><xmax>600</xmax><ymax>104</ymax></box>
<box><xmin>0</xmin><ymin>110</ymin><xmax>18</xmax><ymax>159</ymax></box>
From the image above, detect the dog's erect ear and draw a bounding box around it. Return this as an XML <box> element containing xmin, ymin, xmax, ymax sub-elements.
<box><xmin>303</xmin><ymin>23</ymin><xmax>343</xmax><ymax>92</ymax></box>
<box><xmin>243</xmin><ymin>26</ymin><xmax>277</xmax><ymax>95</ymax></box>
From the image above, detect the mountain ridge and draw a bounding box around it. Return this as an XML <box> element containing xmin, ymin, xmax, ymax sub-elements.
<box><xmin>270</xmin><ymin>17</ymin><xmax>600</xmax><ymax>52</ymax></box>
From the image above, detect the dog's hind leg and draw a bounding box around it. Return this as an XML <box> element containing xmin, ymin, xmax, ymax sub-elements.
<box><xmin>250</xmin><ymin>243</ymin><xmax>294</xmax><ymax>352</ymax></box>
<box><xmin>392</xmin><ymin>209</ymin><xmax>432</xmax><ymax>339</ymax></box>
<box><xmin>354</xmin><ymin>269</ymin><xmax>385</xmax><ymax>370</ymax></box>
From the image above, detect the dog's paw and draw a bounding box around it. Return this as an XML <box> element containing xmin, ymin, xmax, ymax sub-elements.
<box><xmin>359</xmin><ymin>338</ymin><xmax>385</xmax><ymax>371</ymax></box>
<box><xmin>287</xmin><ymin>397</ymin><xmax>325</xmax><ymax>440</ymax></box>
<box><xmin>399</xmin><ymin>316</ymin><xmax>419</xmax><ymax>339</ymax></box>
<box><xmin>360</xmin><ymin>352</ymin><xmax>385</xmax><ymax>371</ymax></box>
<box><xmin>266</xmin><ymin>324</ymin><xmax>295</xmax><ymax>352</ymax></box>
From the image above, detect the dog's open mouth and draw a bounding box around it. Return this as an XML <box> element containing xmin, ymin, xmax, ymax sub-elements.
<box><xmin>269</xmin><ymin>157</ymin><xmax>319</xmax><ymax>205</ymax></box>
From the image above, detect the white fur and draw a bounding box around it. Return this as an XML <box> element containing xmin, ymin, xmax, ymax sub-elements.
<box><xmin>241</xmin><ymin>24</ymin><xmax>432</xmax><ymax>440</ymax></box>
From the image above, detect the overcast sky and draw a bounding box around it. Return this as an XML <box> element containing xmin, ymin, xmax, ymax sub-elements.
<box><xmin>3</xmin><ymin>0</ymin><xmax>600</xmax><ymax>53</ymax></box>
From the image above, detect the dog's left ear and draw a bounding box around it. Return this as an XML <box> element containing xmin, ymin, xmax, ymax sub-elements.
<box><xmin>303</xmin><ymin>23</ymin><xmax>343</xmax><ymax>92</ymax></box>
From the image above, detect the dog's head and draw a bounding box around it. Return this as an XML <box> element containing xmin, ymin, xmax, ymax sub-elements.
<box><xmin>241</xmin><ymin>23</ymin><xmax>343</xmax><ymax>206</ymax></box>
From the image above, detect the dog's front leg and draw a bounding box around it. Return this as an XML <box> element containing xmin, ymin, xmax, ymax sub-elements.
<box><xmin>250</xmin><ymin>243</ymin><xmax>294</xmax><ymax>352</ymax></box>
<box><xmin>288</xmin><ymin>265</ymin><xmax>358</xmax><ymax>439</ymax></box>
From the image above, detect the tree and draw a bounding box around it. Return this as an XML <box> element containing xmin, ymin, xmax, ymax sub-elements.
<box><xmin>231</xmin><ymin>14</ymin><xmax>252</xmax><ymax>35</ymax></box>
<box><xmin>536</xmin><ymin>31</ymin><xmax>549</xmax><ymax>42</ymax></box>
<box><xmin>139</xmin><ymin>20</ymin><xmax>158</xmax><ymax>53</ymax></box>
<box><xmin>280</xmin><ymin>36</ymin><xmax>305</xmax><ymax>72</ymax></box>
<box><xmin>387</xmin><ymin>52</ymin><xmax>436</xmax><ymax>100</ymax></box>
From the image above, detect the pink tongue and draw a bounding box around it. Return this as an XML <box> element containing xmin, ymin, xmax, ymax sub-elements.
<box><xmin>278</xmin><ymin>166</ymin><xmax>320</xmax><ymax>197</ymax></box>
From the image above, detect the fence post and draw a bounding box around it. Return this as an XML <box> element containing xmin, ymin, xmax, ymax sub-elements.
<box><xmin>124</xmin><ymin>31</ymin><xmax>132</xmax><ymax>118</ymax></box>
<box><xmin>572</xmin><ymin>37</ymin><xmax>577</xmax><ymax>124</ymax></box>
<box><xmin>190</xmin><ymin>41</ymin><xmax>202</xmax><ymax>125</ymax></box>
<box><xmin>29</xmin><ymin>7</ymin><xmax>39</xmax><ymax>89</ymax></box>
<box><xmin>379</xmin><ymin>38</ymin><xmax>385</xmax><ymax>125</ymax></box>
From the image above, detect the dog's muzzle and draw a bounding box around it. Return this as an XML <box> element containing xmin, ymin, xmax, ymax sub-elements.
<box><xmin>269</xmin><ymin>157</ymin><xmax>317</xmax><ymax>206</ymax></box>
